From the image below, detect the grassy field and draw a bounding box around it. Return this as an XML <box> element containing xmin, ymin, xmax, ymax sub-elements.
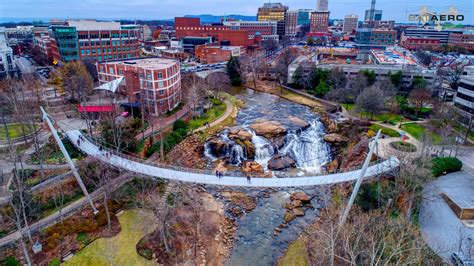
<box><xmin>400</xmin><ymin>123</ymin><xmax>441</xmax><ymax>143</ymax></box>
<box><xmin>278</xmin><ymin>238</ymin><xmax>310</xmax><ymax>266</ymax></box>
<box><xmin>189</xmin><ymin>98</ymin><xmax>227</xmax><ymax>130</ymax></box>
<box><xmin>64</xmin><ymin>209</ymin><xmax>157</xmax><ymax>266</ymax></box>
<box><xmin>0</xmin><ymin>123</ymin><xmax>37</xmax><ymax>140</ymax></box>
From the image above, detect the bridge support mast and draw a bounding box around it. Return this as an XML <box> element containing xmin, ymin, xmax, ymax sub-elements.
<box><xmin>339</xmin><ymin>129</ymin><xmax>381</xmax><ymax>226</ymax></box>
<box><xmin>40</xmin><ymin>107</ymin><xmax>98</xmax><ymax>214</ymax></box>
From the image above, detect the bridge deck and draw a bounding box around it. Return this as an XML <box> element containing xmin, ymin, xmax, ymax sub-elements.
<box><xmin>66</xmin><ymin>130</ymin><xmax>399</xmax><ymax>187</ymax></box>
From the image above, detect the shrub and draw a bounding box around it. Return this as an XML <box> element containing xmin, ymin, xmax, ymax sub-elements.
<box><xmin>173</xmin><ymin>119</ymin><xmax>189</xmax><ymax>132</ymax></box>
<box><xmin>369</xmin><ymin>124</ymin><xmax>400</xmax><ymax>138</ymax></box>
<box><xmin>49</xmin><ymin>258</ymin><xmax>61</xmax><ymax>266</ymax></box>
<box><xmin>367</xmin><ymin>130</ymin><xmax>376</xmax><ymax>137</ymax></box>
<box><xmin>432</xmin><ymin>157</ymin><xmax>462</xmax><ymax>177</ymax></box>
<box><xmin>4</xmin><ymin>256</ymin><xmax>19</xmax><ymax>266</ymax></box>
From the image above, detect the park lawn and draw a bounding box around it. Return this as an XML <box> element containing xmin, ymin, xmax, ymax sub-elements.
<box><xmin>64</xmin><ymin>209</ymin><xmax>157</xmax><ymax>266</ymax></box>
<box><xmin>400</xmin><ymin>123</ymin><xmax>441</xmax><ymax>144</ymax></box>
<box><xmin>369</xmin><ymin>124</ymin><xmax>400</xmax><ymax>138</ymax></box>
<box><xmin>0</xmin><ymin>123</ymin><xmax>37</xmax><ymax>140</ymax></box>
<box><xmin>189</xmin><ymin>98</ymin><xmax>227</xmax><ymax>130</ymax></box>
<box><xmin>278</xmin><ymin>238</ymin><xmax>310</xmax><ymax>266</ymax></box>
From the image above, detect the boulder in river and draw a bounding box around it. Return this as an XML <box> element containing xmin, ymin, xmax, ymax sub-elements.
<box><xmin>249</xmin><ymin>120</ymin><xmax>286</xmax><ymax>139</ymax></box>
<box><xmin>234</xmin><ymin>139</ymin><xmax>256</xmax><ymax>160</ymax></box>
<box><xmin>241</xmin><ymin>161</ymin><xmax>264</xmax><ymax>174</ymax></box>
<box><xmin>268</xmin><ymin>155</ymin><xmax>296</xmax><ymax>170</ymax></box>
<box><xmin>228</xmin><ymin>128</ymin><xmax>253</xmax><ymax>142</ymax></box>
<box><xmin>290</xmin><ymin>191</ymin><xmax>311</xmax><ymax>203</ymax></box>
<box><xmin>288</xmin><ymin>116</ymin><xmax>310</xmax><ymax>129</ymax></box>
<box><xmin>323</xmin><ymin>133</ymin><xmax>349</xmax><ymax>146</ymax></box>
<box><xmin>207</xmin><ymin>137</ymin><xmax>227</xmax><ymax>156</ymax></box>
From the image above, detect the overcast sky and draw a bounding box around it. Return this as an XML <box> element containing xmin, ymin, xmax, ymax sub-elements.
<box><xmin>1</xmin><ymin>0</ymin><xmax>472</xmax><ymax>23</ymax></box>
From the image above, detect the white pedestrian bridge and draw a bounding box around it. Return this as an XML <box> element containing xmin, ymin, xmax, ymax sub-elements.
<box><xmin>66</xmin><ymin>130</ymin><xmax>399</xmax><ymax>188</ymax></box>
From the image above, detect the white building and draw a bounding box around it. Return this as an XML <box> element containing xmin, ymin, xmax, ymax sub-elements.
<box><xmin>454</xmin><ymin>66</ymin><xmax>474</xmax><ymax>126</ymax></box>
<box><xmin>343</xmin><ymin>14</ymin><xmax>358</xmax><ymax>34</ymax></box>
<box><xmin>0</xmin><ymin>27</ymin><xmax>15</xmax><ymax>77</ymax></box>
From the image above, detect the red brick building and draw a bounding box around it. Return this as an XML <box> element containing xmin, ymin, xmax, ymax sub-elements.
<box><xmin>449</xmin><ymin>32</ymin><xmax>474</xmax><ymax>51</ymax></box>
<box><xmin>310</xmin><ymin>11</ymin><xmax>330</xmax><ymax>33</ymax></box>
<box><xmin>175</xmin><ymin>17</ymin><xmax>260</xmax><ymax>48</ymax></box>
<box><xmin>402</xmin><ymin>37</ymin><xmax>441</xmax><ymax>50</ymax></box>
<box><xmin>195</xmin><ymin>44</ymin><xmax>241</xmax><ymax>64</ymax></box>
<box><xmin>96</xmin><ymin>58</ymin><xmax>181</xmax><ymax>116</ymax></box>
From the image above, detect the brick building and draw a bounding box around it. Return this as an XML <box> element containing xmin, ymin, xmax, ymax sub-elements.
<box><xmin>174</xmin><ymin>17</ymin><xmax>261</xmax><ymax>49</ymax></box>
<box><xmin>310</xmin><ymin>11</ymin><xmax>330</xmax><ymax>33</ymax></box>
<box><xmin>32</xmin><ymin>30</ymin><xmax>53</xmax><ymax>61</ymax></box>
<box><xmin>49</xmin><ymin>20</ymin><xmax>140</xmax><ymax>63</ymax></box>
<box><xmin>223</xmin><ymin>20</ymin><xmax>278</xmax><ymax>40</ymax></box>
<box><xmin>401</xmin><ymin>37</ymin><xmax>441</xmax><ymax>50</ymax></box>
<box><xmin>343</xmin><ymin>14</ymin><xmax>358</xmax><ymax>34</ymax></box>
<box><xmin>449</xmin><ymin>32</ymin><xmax>474</xmax><ymax>51</ymax></box>
<box><xmin>96</xmin><ymin>58</ymin><xmax>181</xmax><ymax>116</ymax></box>
<box><xmin>195</xmin><ymin>44</ymin><xmax>241</xmax><ymax>64</ymax></box>
<box><xmin>285</xmin><ymin>11</ymin><xmax>298</xmax><ymax>37</ymax></box>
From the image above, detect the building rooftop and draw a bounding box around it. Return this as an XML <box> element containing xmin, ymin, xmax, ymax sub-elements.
<box><xmin>66</xmin><ymin>20</ymin><xmax>121</xmax><ymax>31</ymax></box>
<box><xmin>371</xmin><ymin>47</ymin><xmax>419</xmax><ymax>66</ymax></box>
<box><xmin>104</xmin><ymin>57</ymin><xmax>178</xmax><ymax>70</ymax></box>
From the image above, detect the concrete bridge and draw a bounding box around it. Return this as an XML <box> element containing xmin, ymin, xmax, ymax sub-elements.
<box><xmin>66</xmin><ymin>130</ymin><xmax>399</xmax><ymax>188</ymax></box>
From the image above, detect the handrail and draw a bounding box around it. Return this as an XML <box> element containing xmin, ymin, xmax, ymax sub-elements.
<box><xmin>77</xmin><ymin>131</ymin><xmax>396</xmax><ymax>180</ymax></box>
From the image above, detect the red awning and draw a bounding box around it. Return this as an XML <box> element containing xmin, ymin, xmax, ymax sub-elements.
<box><xmin>78</xmin><ymin>105</ymin><xmax>114</xmax><ymax>113</ymax></box>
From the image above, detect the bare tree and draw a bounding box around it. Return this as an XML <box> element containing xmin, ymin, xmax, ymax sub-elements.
<box><xmin>205</xmin><ymin>72</ymin><xmax>230</xmax><ymax>99</ymax></box>
<box><xmin>240</xmin><ymin>53</ymin><xmax>264</xmax><ymax>89</ymax></box>
<box><xmin>408</xmin><ymin>88</ymin><xmax>431</xmax><ymax>116</ymax></box>
<box><xmin>60</xmin><ymin>61</ymin><xmax>94</xmax><ymax>101</ymax></box>
<box><xmin>356</xmin><ymin>86</ymin><xmax>385</xmax><ymax>120</ymax></box>
<box><xmin>182</xmin><ymin>73</ymin><xmax>206</xmax><ymax>113</ymax></box>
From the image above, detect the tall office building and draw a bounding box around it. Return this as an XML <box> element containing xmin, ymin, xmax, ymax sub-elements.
<box><xmin>257</xmin><ymin>3</ymin><xmax>288</xmax><ymax>37</ymax></box>
<box><xmin>297</xmin><ymin>9</ymin><xmax>312</xmax><ymax>26</ymax></box>
<box><xmin>285</xmin><ymin>10</ymin><xmax>298</xmax><ymax>37</ymax></box>
<box><xmin>343</xmin><ymin>14</ymin><xmax>359</xmax><ymax>33</ymax></box>
<box><xmin>49</xmin><ymin>20</ymin><xmax>140</xmax><ymax>63</ymax></box>
<box><xmin>310</xmin><ymin>11</ymin><xmax>330</xmax><ymax>33</ymax></box>
<box><xmin>316</xmin><ymin>0</ymin><xmax>329</xmax><ymax>11</ymax></box>
<box><xmin>365</xmin><ymin>9</ymin><xmax>383</xmax><ymax>21</ymax></box>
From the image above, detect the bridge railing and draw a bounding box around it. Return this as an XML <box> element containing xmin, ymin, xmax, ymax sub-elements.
<box><xmin>77</xmin><ymin>132</ymin><xmax>397</xmax><ymax>179</ymax></box>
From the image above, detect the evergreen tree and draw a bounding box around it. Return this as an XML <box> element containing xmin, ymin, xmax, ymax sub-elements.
<box><xmin>226</xmin><ymin>56</ymin><xmax>242</xmax><ymax>86</ymax></box>
<box><xmin>314</xmin><ymin>80</ymin><xmax>330</xmax><ymax>97</ymax></box>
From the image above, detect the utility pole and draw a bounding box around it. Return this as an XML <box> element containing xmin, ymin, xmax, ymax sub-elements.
<box><xmin>339</xmin><ymin>129</ymin><xmax>381</xmax><ymax>227</ymax></box>
<box><xmin>40</xmin><ymin>106</ymin><xmax>98</xmax><ymax>214</ymax></box>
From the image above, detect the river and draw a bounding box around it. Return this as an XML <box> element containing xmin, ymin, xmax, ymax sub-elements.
<box><xmin>205</xmin><ymin>88</ymin><xmax>332</xmax><ymax>175</ymax></box>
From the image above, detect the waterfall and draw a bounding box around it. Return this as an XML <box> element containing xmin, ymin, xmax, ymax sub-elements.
<box><xmin>280</xmin><ymin>120</ymin><xmax>331</xmax><ymax>173</ymax></box>
<box><xmin>204</xmin><ymin>142</ymin><xmax>218</xmax><ymax>161</ymax></box>
<box><xmin>229</xmin><ymin>144</ymin><xmax>245</xmax><ymax>164</ymax></box>
<box><xmin>250</xmin><ymin>130</ymin><xmax>274</xmax><ymax>169</ymax></box>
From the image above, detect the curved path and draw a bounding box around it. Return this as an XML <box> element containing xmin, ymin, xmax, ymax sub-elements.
<box><xmin>192</xmin><ymin>99</ymin><xmax>233</xmax><ymax>133</ymax></box>
<box><xmin>67</xmin><ymin>130</ymin><xmax>399</xmax><ymax>188</ymax></box>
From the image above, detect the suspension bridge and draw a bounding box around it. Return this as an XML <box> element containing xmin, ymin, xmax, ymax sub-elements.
<box><xmin>65</xmin><ymin>130</ymin><xmax>399</xmax><ymax>188</ymax></box>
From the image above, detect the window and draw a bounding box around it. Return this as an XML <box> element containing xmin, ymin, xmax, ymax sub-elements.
<box><xmin>159</xmin><ymin>90</ymin><xmax>164</xmax><ymax>95</ymax></box>
<box><xmin>146</xmin><ymin>73</ymin><xmax>152</xmax><ymax>80</ymax></box>
<box><xmin>109</xmin><ymin>67</ymin><xmax>114</xmax><ymax>74</ymax></box>
<box><xmin>119</xmin><ymin>70</ymin><xmax>123</xmax><ymax>75</ymax></box>
<box><xmin>157</xmin><ymin>72</ymin><xmax>163</xmax><ymax>79</ymax></box>
<box><xmin>81</xmin><ymin>50</ymin><xmax>85</xmax><ymax>55</ymax></box>
<box><xmin>158</xmin><ymin>81</ymin><xmax>164</xmax><ymax>88</ymax></box>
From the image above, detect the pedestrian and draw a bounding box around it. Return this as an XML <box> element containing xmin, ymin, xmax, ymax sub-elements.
<box><xmin>246</xmin><ymin>174</ymin><xmax>251</xmax><ymax>183</ymax></box>
<box><xmin>219</xmin><ymin>171</ymin><xmax>223</xmax><ymax>178</ymax></box>
<box><xmin>215</xmin><ymin>170</ymin><xmax>219</xmax><ymax>178</ymax></box>
<box><xmin>99</xmin><ymin>146</ymin><xmax>103</xmax><ymax>152</ymax></box>
<box><xmin>77</xmin><ymin>139</ymin><xmax>80</xmax><ymax>146</ymax></box>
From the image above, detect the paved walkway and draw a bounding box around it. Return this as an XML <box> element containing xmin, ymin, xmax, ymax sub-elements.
<box><xmin>67</xmin><ymin>130</ymin><xmax>399</xmax><ymax>188</ymax></box>
<box><xmin>192</xmin><ymin>100</ymin><xmax>233</xmax><ymax>133</ymax></box>
<box><xmin>420</xmin><ymin>171</ymin><xmax>474</xmax><ymax>261</ymax></box>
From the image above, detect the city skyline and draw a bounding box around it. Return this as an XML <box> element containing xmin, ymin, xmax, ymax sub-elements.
<box><xmin>1</xmin><ymin>0</ymin><xmax>472</xmax><ymax>24</ymax></box>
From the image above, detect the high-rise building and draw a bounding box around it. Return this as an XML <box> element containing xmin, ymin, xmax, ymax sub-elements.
<box><xmin>454</xmin><ymin>66</ymin><xmax>474</xmax><ymax>126</ymax></box>
<box><xmin>310</xmin><ymin>11</ymin><xmax>330</xmax><ymax>33</ymax></box>
<box><xmin>96</xmin><ymin>58</ymin><xmax>182</xmax><ymax>116</ymax></box>
<box><xmin>365</xmin><ymin>9</ymin><xmax>382</xmax><ymax>21</ymax></box>
<box><xmin>49</xmin><ymin>20</ymin><xmax>140</xmax><ymax>63</ymax></box>
<box><xmin>354</xmin><ymin>28</ymin><xmax>396</xmax><ymax>47</ymax></box>
<box><xmin>343</xmin><ymin>14</ymin><xmax>358</xmax><ymax>33</ymax></box>
<box><xmin>0</xmin><ymin>27</ymin><xmax>15</xmax><ymax>77</ymax></box>
<box><xmin>257</xmin><ymin>3</ymin><xmax>288</xmax><ymax>37</ymax></box>
<box><xmin>316</xmin><ymin>0</ymin><xmax>329</xmax><ymax>11</ymax></box>
<box><xmin>297</xmin><ymin>9</ymin><xmax>312</xmax><ymax>26</ymax></box>
<box><xmin>285</xmin><ymin>10</ymin><xmax>298</xmax><ymax>37</ymax></box>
